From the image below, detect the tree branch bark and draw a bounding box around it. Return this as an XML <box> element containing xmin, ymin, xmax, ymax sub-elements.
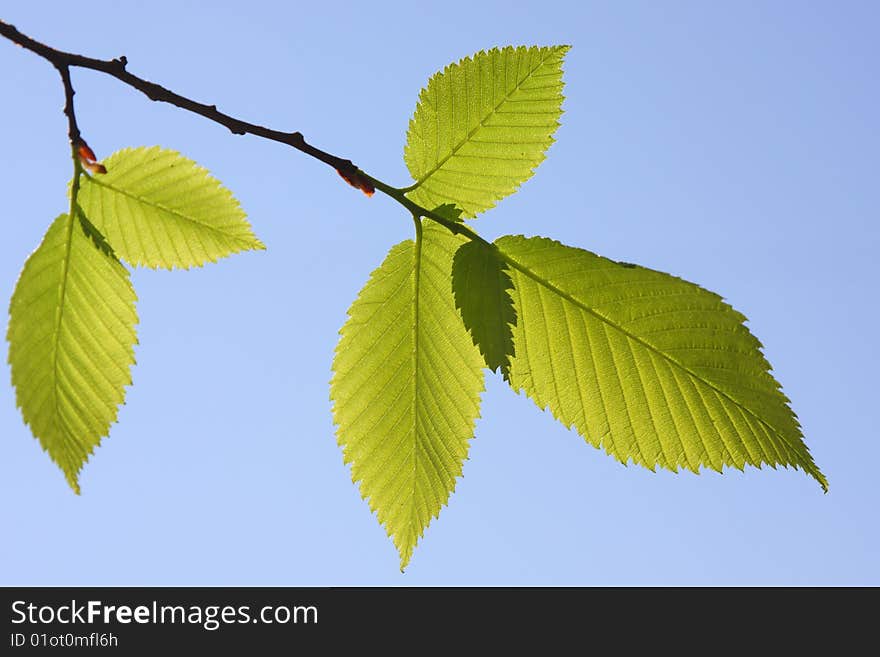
<box><xmin>0</xmin><ymin>19</ymin><xmax>363</xmax><ymax>184</ymax></box>
<box><xmin>0</xmin><ymin>18</ymin><xmax>491</xmax><ymax>241</ymax></box>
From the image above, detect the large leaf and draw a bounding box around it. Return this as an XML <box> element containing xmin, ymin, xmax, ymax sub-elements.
<box><xmin>7</xmin><ymin>214</ymin><xmax>138</xmax><ymax>492</ymax></box>
<box><xmin>495</xmin><ymin>235</ymin><xmax>827</xmax><ymax>490</ymax></box>
<box><xmin>331</xmin><ymin>221</ymin><xmax>485</xmax><ymax>569</ymax></box>
<box><xmin>452</xmin><ymin>239</ymin><xmax>517</xmax><ymax>378</ymax></box>
<box><xmin>77</xmin><ymin>146</ymin><xmax>264</xmax><ymax>269</ymax></box>
<box><xmin>404</xmin><ymin>46</ymin><xmax>568</xmax><ymax>218</ymax></box>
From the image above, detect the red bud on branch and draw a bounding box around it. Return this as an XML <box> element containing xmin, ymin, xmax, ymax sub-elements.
<box><xmin>75</xmin><ymin>139</ymin><xmax>107</xmax><ymax>174</ymax></box>
<box><xmin>336</xmin><ymin>167</ymin><xmax>375</xmax><ymax>196</ymax></box>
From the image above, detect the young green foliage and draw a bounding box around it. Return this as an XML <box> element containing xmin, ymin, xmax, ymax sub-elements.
<box><xmin>8</xmin><ymin>145</ymin><xmax>261</xmax><ymax>490</ymax></box>
<box><xmin>3</xmin><ymin>35</ymin><xmax>826</xmax><ymax>571</ymax></box>
<box><xmin>495</xmin><ymin>235</ymin><xmax>827</xmax><ymax>490</ymax></box>
<box><xmin>404</xmin><ymin>46</ymin><xmax>568</xmax><ymax>217</ymax></box>
<box><xmin>452</xmin><ymin>240</ymin><xmax>517</xmax><ymax>378</ymax></box>
<box><xmin>329</xmin><ymin>43</ymin><xmax>824</xmax><ymax>567</ymax></box>
<box><xmin>330</xmin><ymin>221</ymin><xmax>485</xmax><ymax>570</ymax></box>
<box><xmin>77</xmin><ymin>146</ymin><xmax>264</xmax><ymax>269</ymax></box>
<box><xmin>8</xmin><ymin>213</ymin><xmax>138</xmax><ymax>492</ymax></box>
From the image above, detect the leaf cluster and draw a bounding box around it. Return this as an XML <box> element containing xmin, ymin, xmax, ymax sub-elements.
<box><xmin>7</xmin><ymin>45</ymin><xmax>825</xmax><ymax>570</ymax></box>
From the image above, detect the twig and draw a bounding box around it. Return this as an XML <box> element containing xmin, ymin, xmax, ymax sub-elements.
<box><xmin>52</xmin><ymin>63</ymin><xmax>80</xmax><ymax>144</ymax></box>
<box><xmin>0</xmin><ymin>19</ymin><xmax>363</xmax><ymax>185</ymax></box>
<box><xmin>0</xmin><ymin>18</ymin><xmax>491</xmax><ymax>244</ymax></box>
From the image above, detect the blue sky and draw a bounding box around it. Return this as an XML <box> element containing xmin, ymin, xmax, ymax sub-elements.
<box><xmin>1</xmin><ymin>1</ymin><xmax>877</xmax><ymax>585</ymax></box>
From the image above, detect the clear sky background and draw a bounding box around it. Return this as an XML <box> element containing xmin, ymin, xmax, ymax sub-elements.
<box><xmin>1</xmin><ymin>1</ymin><xmax>877</xmax><ymax>585</ymax></box>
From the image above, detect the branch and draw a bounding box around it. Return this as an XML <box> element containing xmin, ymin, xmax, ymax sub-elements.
<box><xmin>52</xmin><ymin>63</ymin><xmax>80</xmax><ymax>144</ymax></box>
<box><xmin>0</xmin><ymin>19</ymin><xmax>485</xmax><ymax>243</ymax></box>
<box><xmin>0</xmin><ymin>19</ymin><xmax>364</xmax><ymax>186</ymax></box>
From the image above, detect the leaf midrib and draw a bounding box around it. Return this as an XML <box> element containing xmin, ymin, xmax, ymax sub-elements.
<box><xmin>407</xmin><ymin>219</ymin><xmax>423</xmax><ymax>564</ymax></box>
<box><xmin>51</xmin><ymin>214</ymin><xmax>75</xmax><ymax>449</ymax></box>
<box><xmin>410</xmin><ymin>48</ymin><xmax>559</xmax><ymax>190</ymax></box>
<box><xmin>499</xmin><ymin>247</ymin><xmax>822</xmax><ymax>482</ymax></box>
<box><xmin>84</xmin><ymin>176</ymin><xmax>254</xmax><ymax>244</ymax></box>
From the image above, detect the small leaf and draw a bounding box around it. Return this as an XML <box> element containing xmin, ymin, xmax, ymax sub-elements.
<box><xmin>77</xmin><ymin>146</ymin><xmax>264</xmax><ymax>269</ymax></box>
<box><xmin>404</xmin><ymin>45</ymin><xmax>568</xmax><ymax>218</ymax></box>
<box><xmin>331</xmin><ymin>221</ymin><xmax>485</xmax><ymax>569</ymax></box>
<box><xmin>431</xmin><ymin>203</ymin><xmax>464</xmax><ymax>223</ymax></box>
<box><xmin>7</xmin><ymin>213</ymin><xmax>138</xmax><ymax>492</ymax></box>
<box><xmin>496</xmin><ymin>235</ymin><xmax>827</xmax><ymax>491</ymax></box>
<box><xmin>452</xmin><ymin>239</ymin><xmax>516</xmax><ymax>378</ymax></box>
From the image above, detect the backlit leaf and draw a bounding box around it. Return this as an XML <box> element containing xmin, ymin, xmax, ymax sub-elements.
<box><xmin>404</xmin><ymin>46</ymin><xmax>568</xmax><ymax>218</ymax></box>
<box><xmin>496</xmin><ymin>235</ymin><xmax>826</xmax><ymax>490</ymax></box>
<box><xmin>77</xmin><ymin>146</ymin><xmax>264</xmax><ymax>269</ymax></box>
<box><xmin>331</xmin><ymin>221</ymin><xmax>485</xmax><ymax>569</ymax></box>
<box><xmin>8</xmin><ymin>214</ymin><xmax>138</xmax><ymax>492</ymax></box>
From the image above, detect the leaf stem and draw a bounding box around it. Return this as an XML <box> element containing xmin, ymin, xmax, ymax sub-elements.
<box><xmin>364</xmin><ymin>173</ymin><xmax>490</xmax><ymax>243</ymax></box>
<box><xmin>68</xmin><ymin>145</ymin><xmax>83</xmax><ymax>223</ymax></box>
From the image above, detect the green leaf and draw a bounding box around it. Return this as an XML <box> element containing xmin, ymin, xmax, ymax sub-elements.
<box><xmin>77</xmin><ymin>146</ymin><xmax>264</xmax><ymax>269</ymax></box>
<box><xmin>7</xmin><ymin>214</ymin><xmax>138</xmax><ymax>492</ymax></box>
<box><xmin>331</xmin><ymin>221</ymin><xmax>485</xmax><ymax>569</ymax></box>
<box><xmin>452</xmin><ymin>239</ymin><xmax>517</xmax><ymax>378</ymax></box>
<box><xmin>431</xmin><ymin>203</ymin><xmax>464</xmax><ymax>223</ymax></box>
<box><xmin>495</xmin><ymin>235</ymin><xmax>827</xmax><ymax>491</ymax></box>
<box><xmin>404</xmin><ymin>45</ymin><xmax>568</xmax><ymax>218</ymax></box>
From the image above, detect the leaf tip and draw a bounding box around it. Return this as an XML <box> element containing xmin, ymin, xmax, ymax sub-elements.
<box><xmin>65</xmin><ymin>471</ymin><xmax>82</xmax><ymax>495</ymax></box>
<box><xmin>813</xmin><ymin>468</ymin><xmax>829</xmax><ymax>494</ymax></box>
<box><xmin>796</xmin><ymin>449</ymin><xmax>828</xmax><ymax>493</ymax></box>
